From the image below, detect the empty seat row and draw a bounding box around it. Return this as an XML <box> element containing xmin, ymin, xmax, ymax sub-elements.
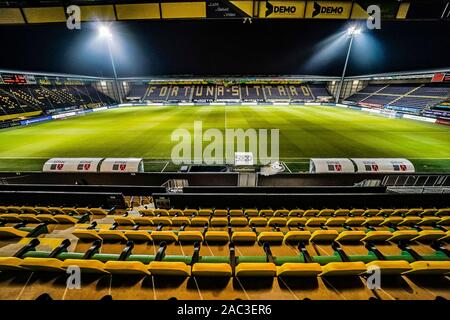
<box><xmin>0</xmin><ymin>206</ymin><xmax>109</xmax><ymax>215</ymax></box>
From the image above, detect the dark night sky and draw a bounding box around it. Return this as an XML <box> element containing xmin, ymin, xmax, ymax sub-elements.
<box><xmin>0</xmin><ymin>19</ymin><xmax>449</xmax><ymax>77</ymax></box>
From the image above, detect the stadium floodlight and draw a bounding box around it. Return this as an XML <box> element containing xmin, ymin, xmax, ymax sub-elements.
<box><xmin>97</xmin><ymin>24</ymin><xmax>122</xmax><ymax>103</ymax></box>
<box><xmin>335</xmin><ymin>26</ymin><xmax>362</xmax><ymax>104</ymax></box>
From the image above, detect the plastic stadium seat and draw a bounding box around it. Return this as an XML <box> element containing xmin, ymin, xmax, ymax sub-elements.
<box><xmin>105</xmin><ymin>261</ymin><xmax>150</xmax><ymax>276</ymax></box>
<box><xmin>98</xmin><ymin>230</ymin><xmax>128</xmax><ymax>242</ymax></box>
<box><xmin>20</xmin><ymin>214</ymin><xmax>41</xmax><ymax>223</ymax></box>
<box><xmin>286</xmin><ymin>217</ymin><xmax>307</xmax><ymax>227</ymax></box>
<box><xmin>350</xmin><ymin>209</ymin><xmax>364</xmax><ymax>216</ymax></box>
<box><xmin>420</xmin><ymin>208</ymin><xmax>438</xmax><ymax>216</ymax></box>
<box><xmin>178</xmin><ymin>231</ymin><xmax>203</xmax><ymax>242</ymax></box>
<box><xmin>325</xmin><ymin>217</ymin><xmax>346</xmax><ymax>226</ymax></box>
<box><xmin>231</xmin><ymin>232</ymin><xmax>257</xmax><ymax>243</ymax></box>
<box><xmin>244</xmin><ymin>209</ymin><xmax>258</xmax><ymax>217</ymax></box>
<box><xmin>73</xmin><ymin>229</ymin><xmax>102</xmax><ymax>241</ymax></box>
<box><xmin>436</xmin><ymin>208</ymin><xmax>450</xmax><ymax>217</ymax></box>
<box><xmin>412</xmin><ymin>230</ymin><xmax>446</xmax><ymax>242</ymax></box>
<box><xmin>133</xmin><ymin>217</ymin><xmax>153</xmax><ymax>225</ymax></box>
<box><xmin>380</xmin><ymin>217</ymin><xmax>404</xmax><ymax>226</ymax></box>
<box><xmin>124</xmin><ymin>230</ymin><xmax>152</xmax><ymax>242</ymax></box>
<box><xmin>277</xmin><ymin>263</ymin><xmax>322</xmax><ymax>277</ymax></box>
<box><xmin>214</xmin><ymin>209</ymin><xmax>228</xmax><ymax>217</ymax></box>
<box><xmin>171</xmin><ymin>216</ymin><xmax>190</xmax><ymax>226</ymax></box>
<box><xmin>305</xmin><ymin>217</ymin><xmax>327</xmax><ymax>227</ymax></box>
<box><xmin>273</xmin><ymin>209</ymin><xmax>289</xmax><ymax>216</ymax></box>
<box><xmin>151</xmin><ymin>217</ymin><xmax>172</xmax><ymax>225</ymax></box>
<box><xmin>230</xmin><ymin>217</ymin><xmax>248</xmax><ymax>226</ymax></box>
<box><xmin>205</xmin><ymin>231</ymin><xmax>229</xmax><ymax>242</ymax></box>
<box><xmin>404</xmin><ymin>261</ymin><xmax>450</xmax><ymax>276</ymax></box>
<box><xmin>198</xmin><ymin>209</ymin><xmax>213</xmax><ymax>216</ymax></box>
<box><xmin>378</xmin><ymin>209</ymin><xmax>394</xmax><ymax>216</ymax></box>
<box><xmin>138</xmin><ymin>209</ymin><xmax>155</xmax><ymax>216</ymax></box>
<box><xmin>0</xmin><ymin>214</ymin><xmax>23</xmax><ymax>223</ymax></box>
<box><xmin>148</xmin><ymin>261</ymin><xmax>191</xmax><ymax>276</ymax></box>
<box><xmin>345</xmin><ymin>217</ymin><xmax>365</xmax><ymax>226</ymax></box>
<box><xmin>391</xmin><ymin>209</ymin><xmax>409</xmax><ymax>216</ymax></box>
<box><xmin>249</xmin><ymin>217</ymin><xmax>267</xmax><ymax>226</ymax></box>
<box><xmin>310</xmin><ymin>230</ymin><xmax>339</xmax><ymax>242</ymax></box>
<box><xmin>0</xmin><ymin>227</ymin><xmax>29</xmax><ymax>239</ymax></box>
<box><xmin>334</xmin><ymin>209</ymin><xmax>350</xmax><ymax>216</ymax></box>
<box><xmin>191</xmin><ymin>217</ymin><xmax>209</xmax><ymax>226</ymax></box>
<box><xmin>361</xmin><ymin>231</ymin><xmax>393</xmax><ymax>242</ymax></box>
<box><xmin>211</xmin><ymin>217</ymin><xmax>228</xmax><ymax>227</ymax></box>
<box><xmin>304</xmin><ymin>209</ymin><xmax>319</xmax><ymax>217</ymax></box>
<box><xmin>229</xmin><ymin>209</ymin><xmax>244</xmax><ymax>216</ymax></box>
<box><xmin>51</xmin><ymin>214</ymin><xmax>74</xmax><ymax>223</ymax></box>
<box><xmin>399</xmin><ymin>216</ymin><xmax>421</xmax><ymax>226</ymax></box>
<box><xmin>362</xmin><ymin>217</ymin><xmax>384</xmax><ymax>226</ymax></box>
<box><xmin>168</xmin><ymin>209</ymin><xmax>183</xmax><ymax>216</ymax></box>
<box><xmin>259</xmin><ymin>209</ymin><xmax>274</xmax><ymax>217</ymax></box>
<box><xmin>192</xmin><ymin>263</ymin><xmax>232</xmax><ymax>277</ymax></box>
<box><xmin>20</xmin><ymin>257</ymin><xmax>65</xmax><ymax>272</ymax></box>
<box><xmin>288</xmin><ymin>209</ymin><xmax>304</xmax><ymax>217</ymax></box>
<box><xmin>154</xmin><ymin>209</ymin><xmax>169</xmax><ymax>216</ymax></box>
<box><xmin>114</xmin><ymin>217</ymin><xmax>135</xmax><ymax>226</ymax></box>
<box><xmin>183</xmin><ymin>209</ymin><xmax>198</xmax><ymax>216</ymax></box>
<box><xmin>150</xmin><ymin>231</ymin><xmax>178</xmax><ymax>242</ymax></box>
<box><xmin>405</xmin><ymin>208</ymin><xmax>423</xmax><ymax>216</ymax></box>
<box><xmin>388</xmin><ymin>230</ymin><xmax>419</xmax><ymax>242</ymax></box>
<box><xmin>320</xmin><ymin>262</ymin><xmax>367</xmax><ymax>277</ymax></box>
<box><xmin>318</xmin><ymin>209</ymin><xmax>334</xmax><ymax>217</ymax></box>
<box><xmin>438</xmin><ymin>216</ymin><xmax>450</xmax><ymax>226</ymax></box>
<box><xmin>257</xmin><ymin>231</ymin><xmax>284</xmax><ymax>243</ymax></box>
<box><xmin>335</xmin><ymin>231</ymin><xmax>366</xmax><ymax>242</ymax></box>
<box><xmin>365</xmin><ymin>261</ymin><xmax>412</xmax><ymax>275</ymax></box>
<box><xmin>235</xmin><ymin>263</ymin><xmax>277</xmax><ymax>277</ymax></box>
<box><xmin>283</xmin><ymin>231</ymin><xmax>311</xmax><ymax>243</ymax></box>
<box><xmin>267</xmin><ymin>217</ymin><xmax>287</xmax><ymax>226</ymax></box>
<box><xmin>418</xmin><ymin>217</ymin><xmax>441</xmax><ymax>225</ymax></box>
<box><xmin>62</xmin><ymin>259</ymin><xmax>107</xmax><ymax>274</ymax></box>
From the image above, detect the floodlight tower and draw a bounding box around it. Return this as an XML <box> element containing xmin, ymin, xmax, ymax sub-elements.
<box><xmin>98</xmin><ymin>25</ymin><xmax>122</xmax><ymax>103</ymax></box>
<box><xmin>335</xmin><ymin>26</ymin><xmax>361</xmax><ymax>104</ymax></box>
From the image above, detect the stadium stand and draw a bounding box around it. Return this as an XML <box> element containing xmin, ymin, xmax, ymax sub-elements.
<box><xmin>0</xmin><ymin>84</ymin><xmax>116</xmax><ymax>122</ymax></box>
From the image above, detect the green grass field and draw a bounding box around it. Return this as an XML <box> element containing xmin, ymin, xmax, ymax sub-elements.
<box><xmin>0</xmin><ymin>105</ymin><xmax>449</xmax><ymax>172</ymax></box>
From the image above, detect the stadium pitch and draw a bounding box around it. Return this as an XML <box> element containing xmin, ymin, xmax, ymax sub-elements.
<box><xmin>0</xmin><ymin>105</ymin><xmax>449</xmax><ymax>172</ymax></box>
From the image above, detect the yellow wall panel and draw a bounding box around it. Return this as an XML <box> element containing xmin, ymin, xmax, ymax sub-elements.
<box><xmin>161</xmin><ymin>2</ymin><xmax>206</xmax><ymax>19</ymax></box>
<box><xmin>258</xmin><ymin>1</ymin><xmax>305</xmax><ymax>18</ymax></box>
<box><xmin>116</xmin><ymin>3</ymin><xmax>160</xmax><ymax>20</ymax></box>
<box><xmin>24</xmin><ymin>7</ymin><xmax>66</xmax><ymax>23</ymax></box>
<box><xmin>305</xmin><ymin>1</ymin><xmax>352</xmax><ymax>19</ymax></box>
<box><xmin>80</xmin><ymin>5</ymin><xmax>116</xmax><ymax>21</ymax></box>
<box><xmin>0</xmin><ymin>8</ymin><xmax>25</xmax><ymax>24</ymax></box>
<box><xmin>396</xmin><ymin>2</ymin><xmax>410</xmax><ymax>19</ymax></box>
<box><xmin>350</xmin><ymin>3</ymin><xmax>369</xmax><ymax>19</ymax></box>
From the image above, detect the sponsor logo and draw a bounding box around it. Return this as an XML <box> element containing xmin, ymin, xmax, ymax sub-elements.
<box><xmin>266</xmin><ymin>1</ymin><xmax>297</xmax><ymax>17</ymax></box>
<box><xmin>312</xmin><ymin>2</ymin><xmax>344</xmax><ymax>17</ymax></box>
<box><xmin>56</xmin><ymin>163</ymin><xmax>64</xmax><ymax>170</ymax></box>
<box><xmin>119</xmin><ymin>164</ymin><xmax>127</xmax><ymax>171</ymax></box>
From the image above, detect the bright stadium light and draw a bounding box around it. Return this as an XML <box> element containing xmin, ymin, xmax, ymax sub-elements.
<box><xmin>335</xmin><ymin>25</ymin><xmax>362</xmax><ymax>103</ymax></box>
<box><xmin>97</xmin><ymin>24</ymin><xmax>122</xmax><ymax>103</ymax></box>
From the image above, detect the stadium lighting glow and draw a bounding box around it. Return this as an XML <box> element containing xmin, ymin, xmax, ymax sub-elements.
<box><xmin>98</xmin><ymin>25</ymin><xmax>112</xmax><ymax>39</ymax></box>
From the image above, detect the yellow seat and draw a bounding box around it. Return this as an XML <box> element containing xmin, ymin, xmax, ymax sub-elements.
<box><xmin>405</xmin><ymin>208</ymin><xmax>423</xmax><ymax>216</ymax></box>
<box><xmin>150</xmin><ymin>231</ymin><xmax>178</xmax><ymax>242</ymax></box>
<box><xmin>151</xmin><ymin>216</ymin><xmax>172</xmax><ymax>225</ymax></box>
<box><xmin>325</xmin><ymin>217</ymin><xmax>346</xmax><ymax>226</ymax></box>
<box><xmin>320</xmin><ymin>262</ymin><xmax>366</xmax><ymax>277</ymax></box>
<box><xmin>20</xmin><ymin>257</ymin><xmax>64</xmax><ymax>272</ymax></box>
<box><xmin>267</xmin><ymin>217</ymin><xmax>287</xmax><ymax>227</ymax></box>
<box><xmin>132</xmin><ymin>217</ymin><xmax>154</xmax><ymax>226</ymax></box>
<box><xmin>438</xmin><ymin>217</ymin><xmax>450</xmax><ymax>226</ymax></box>
<box><xmin>90</xmin><ymin>208</ymin><xmax>108</xmax><ymax>216</ymax></box>
<box><xmin>178</xmin><ymin>231</ymin><xmax>203</xmax><ymax>242</ymax></box>
<box><xmin>378</xmin><ymin>209</ymin><xmax>394</xmax><ymax>216</ymax></box>
<box><xmin>310</xmin><ymin>230</ymin><xmax>339</xmax><ymax>242</ymax></box>
<box><xmin>335</xmin><ymin>231</ymin><xmax>366</xmax><ymax>242</ymax></box>
<box><xmin>205</xmin><ymin>231</ymin><xmax>230</xmax><ymax>242</ymax></box>
<box><xmin>421</xmin><ymin>208</ymin><xmax>438</xmax><ymax>216</ymax></box>
<box><xmin>283</xmin><ymin>231</ymin><xmax>311</xmax><ymax>243</ymax></box>
<box><xmin>198</xmin><ymin>209</ymin><xmax>213</xmax><ymax>216</ymax></box>
<box><xmin>249</xmin><ymin>217</ymin><xmax>267</xmax><ymax>226</ymax></box>
<box><xmin>62</xmin><ymin>207</ymin><xmax>78</xmax><ymax>215</ymax></box>
<box><xmin>303</xmin><ymin>209</ymin><xmax>319</xmax><ymax>217</ymax></box>
<box><xmin>286</xmin><ymin>217</ymin><xmax>307</xmax><ymax>227</ymax></box>
<box><xmin>229</xmin><ymin>209</ymin><xmax>244</xmax><ymax>216</ymax></box>
<box><xmin>98</xmin><ymin>230</ymin><xmax>128</xmax><ymax>242</ymax></box>
<box><xmin>380</xmin><ymin>217</ymin><xmax>404</xmax><ymax>226</ymax></box>
<box><xmin>398</xmin><ymin>216</ymin><xmax>421</xmax><ymax>226</ymax></box>
<box><xmin>183</xmin><ymin>209</ymin><xmax>198</xmax><ymax>216</ymax></box>
<box><xmin>191</xmin><ymin>217</ymin><xmax>209</xmax><ymax>226</ymax></box>
<box><xmin>288</xmin><ymin>209</ymin><xmax>304</xmax><ymax>217</ymax></box>
<box><xmin>48</xmin><ymin>207</ymin><xmax>65</xmax><ymax>214</ymax></box>
<box><xmin>412</xmin><ymin>230</ymin><xmax>446</xmax><ymax>242</ymax></box>
<box><xmin>124</xmin><ymin>230</ymin><xmax>152</xmax><ymax>242</ymax></box>
<box><xmin>0</xmin><ymin>214</ymin><xmax>23</xmax><ymax>223</ymax></box>
<box><xmin>388</xmin><ymin>230</ymin><xmax>419</xmax><ymax>242</ymax></box>
<box><xmin>305</xmin><ymin>217</ymin><xmax>327</xmax><ymax>227</ymax></box>
<box><xmin>334</xmin><ymin>209</ymin><xmax>350</xmax><ymax>216</ymax></box>
<box><xmin>259</xmin><ymin>209</ymin><xmax>274</xmax><ymax>217</ymax></box>
<box><xmin>21</xmin><ymin>206</ymin><xmax>38</xmax><ymax>214</ymax></box>
<box><xmin>404</xmin><ymin>261</ymin><xmax>450</xmax><ymax>276</ymax></box>
<box><xmin>20</xmin><ymin>214</ymin><xmax>40</xmax><ymax>223</ymax></box>
<box><xmin>318</xmin><ymin>209</ymin><xmax>334</xmax><ymax>217</ymax></box>
<box><xmin>104</xmin><ymin>261</ymin><xmax>150</xmax><ymax>275</ymax></box>
<box><xmin>418</xmin><ymin>217</ymin><xmax>441</xmax><ymax>226</ymax></box>
<box><xmin>0</xmin><ymin>257</ymin><xmax>25</xmax><ymax>271</ymax></box>
<box><xmin>168</xmin><ymin>209</ymin><xmax>183</xmax><ymax>216</ymax></box>
<box><xmin>171</xmin><ymin>216</ymin><xmax>191</xmax><ymax>226</ymax></box>
<box><xmin>438</xmin><ymin>231</ymin><xmax>450</xmax><ymax>242</ymax></box>
<box><xmin>214</xmin><ymin>209</ymin><xmax>228</xmax><ymax>216</ymax></box>
<box><xmin>37</xmin><ymin>214</ymin><xmax>60</xmax><ymax>223</ymax></box>
<box><xmin>210</xmin><ymin>217</ymin><xmax>228</xmax><ymax>227</ymax></box>
<box><xmin>436</xmin><ymin>208</ymin><xmax>450</xmax><ymax>217</ymax></box>
<box><xmin>235</xmin><ymin>263</ymin><xmax>276</xmax><ymax>277</ymax></box>
<box><xmin>73</xmin><ymin>229</ymin><xmax>102</xmax><ymax>241</ymax></box>
<box><xmin>0</xmin><ymin>227</ymin><xmax>28</xmax><ymax>239</ymax></box>
<box><xmin>345</xmin><ymin>217</ymin><xmax>365</xmax><ymax>226</ymax></box>
<box><xmin>390</xmin><ymin>209</ymin><xmax>409</xmax><ymax>216</ymax></box>
<box><xmin>244</xmin><ymin>209</ymin><xmax>258</xmax><ymax>217</ymax></box>
<box><xmin>361</xmin><ymin>231</ymin><xmax>393</xmax><ymax>242</ymax></box>
<box><xmin>35</xmin><ymin>207</ymin><xmax>51</xmax><ymax>214</ymax></box>
<box><xmin>53</xmin><ymin>215</ymin><xmax>77</xmax><ymax>224</ymax></box>
<box><xmin>231</xmin><ymin>231</ymin><xmax>257</xmax><ymax>243</ymax></box>
<box><xmin>365</xmin><ymin>260</ymin><xmax>412</xmax><ymax>275</ymax></box>
<box><xmin>350</xmin><ymin>209</ymin><xmax>365</xmax><ymax>216</ymax></box>
<box><xmin>273</xmin><ymin>209</ymin><xmax>289</xmax><ymax>216</ymax></box>
<box><xmin>114</xmin><ymin>217</ymin><xmax>135</xmax><ymax>226</ymax></box>
<box><xmin>7</xmin><ymin>206</ymin><xmax>22</xmax><ymax>213</ymax></box>
<box><xmin>62</xmin><ymin>259</ymin><xmax>107</xmax><ymax>274</ymax></box>
<box><xmin>154</xmin><ymin>209</ymin><xmax>169</xmax><ymax>216</ymax></box>
<box><xmin>230</xmin><ymin>217</ymin><xmax>248</xmax><ymax>226</ymax></box>
<box><xmin>138</xmin><ymin>209</ymin><xmax>155</xmax><ymax>216</ymax></box>
<box><xmin>192</xmin><ymin>263</ymin><xmax>232</xmax><ymax>277</ymax></box>
<box><xmin>257</xmin><ymin>231</ymin><xmax>284</xmax><ymax>243</ymax></box>
<box><xmin>277</xmin><ymin>263</ymin><xmax>322</xmax><ymax>277</ymax></box>
<box><xmin>362</xmin><ymin>217</ymin><xmax>384</xmax><ymax>226</ymax></box>
<box><xmin>148</xmin><ymin>261</ymin><xmax>191</xmax><ymax>276</ymax></box>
